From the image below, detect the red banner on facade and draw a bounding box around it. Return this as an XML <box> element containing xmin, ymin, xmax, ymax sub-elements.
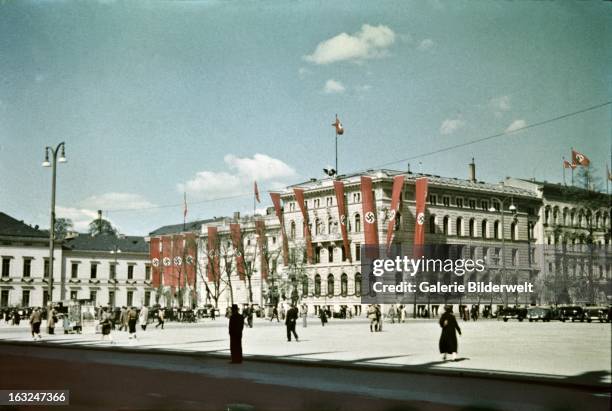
<box><xmin>255</xmin><ymin>219</ymin><xmax>269</xmax><ymax>280</ymax></box>
<box><xmin>207</xmin><ymin>226</ymin><xmax>219</xmax><ymax>282</ymax></box>
<box><xmin>413</xmin><ymin>177</ymin><xmax>428</xmax><ymax>257</ymax></box>
<box><xmin>270</xmin><ymin>192</ymin><xmax>289</xmax><ymax>266</ymax></box>
<box><xmin>361</xmin><ymin>176</ymin><xmax>379</xmax><ymax>259</ymax></box>
<box><xmin>149</xmin><ymin>237</ymin><xmax>161</xmax><ymax>288</ymax></box>
<box><xmin>385</xmin><ymin>175</ymin><xmax>405</xmax><ymax>251</ymax></box>
<box><xmin>293</xmin><ymin>188</ymin><xmax>314</xmax><ymax>264</ymax></box>
<box><xmin>168</xmin><ymin>234</ymin><xmax>184</xmax><ymax>289</ymax></box>
<box><xmin>161</xmin><ymin>236</ymin><xmax>173</xmax><ymax>287</ymax></box>
<box><xmin>229</xmin><ymin>223</ymin><xmax>246</xmax><ymax>280</ymax></box>
<box><xmin>333</xmin><ymin>180</ymin><xmax>352</xmax><ymax>263</ymax></box>
<box><xmin>183</xmin><ymin>232</ymin><xmax>197</xmax><ymax>288</ymax></box>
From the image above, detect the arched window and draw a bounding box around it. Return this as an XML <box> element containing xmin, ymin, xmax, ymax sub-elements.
<box><xmin>314</xmin><ymin>274</ymin><xmax>321</xmax><ymax>297</ymax></box>
<box><xmin>510</xmin><ymin>222</ymin><xmax>517</xmax><ymax>241</ymax></box>
<box><xmin>354</xmin><ymin>214</ymin><xmax>361</xmax><ymax>232</ymax></box>
<box><xmin>302</xmin><ymin>276</ymin><xmax>309</xmax><ymax>296</ymax></box>
<box><xmin>469</xmin><ymin>218</ymin><xmax>475</xmax><ymax>237</ymax></box>
<box><xmin>553</xmin><ymin>207</ymin><xmax>559</xmax><ymax>224</ymax></box>
<box><xmin>456</xmin><ymin>217</ymin><xmax>463</xmax><ymax>237</ymax></box>
<box><xmin>341</xmin><ymin>273</ymin><xmax>348</xmax><ymax>297</ymax></box>
<box><xmin>290</xmin><ymin>221</ymin><xmax>296</xmax><ymax>239</ymax></box>
<box><xmin>481</xmin><ymin>220</ymin><xmax>488</xmax><ymax>239</ymax></box>
<box><xmin>429</xmin><ymin>215</ymin><xmax>436</xmax><ymax>234</ymax></box>
<box><xmin>544</xmin><ymin>207</ymin><xmax>550</xmax><ymax>224</ymax></box>
<box><xmin>327</xmin><ymin>274</ymin><xmax>334</xmax><ymax>296</ymax></box>
<box><xmin>315</xmin><ymin>218</ymin><xmax>322</xmax><ymax>235</ymax></box>
<box><xmin>562</xmin><ymin>208</ymin><xmax>568</xmax><ymax>225</ymax></box>
<box><xmin>570</xmin><ymin>209</ymin><xmax>576</xmax><ymax>226</ymax></box>
<box><xmin>354</xmin><ymin>273</ymin><xmax>362</xmax><ymax>296</ymax></box>
<box><xmin>494</xmin><ymin>220</ymin><xmax>501</xmax><ymax>239</ymax></box>
<box><xmin>443</xmin><ymin>216</ymin><xmax>450</xmax><ymax>235</ymax></box>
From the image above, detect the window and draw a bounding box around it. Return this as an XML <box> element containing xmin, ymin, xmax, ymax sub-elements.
<box><xmin>2</xmin><ymin>257</ymin><xmax>10</xmax><ymax>278</ymax></box>
<box><xmin>429</xmin><ymin>215</ymin><xmax>436</xmax><ymax>234</ymax></box>
<box><xmin>428</xmin><ymin>194</ymin><xmax>437</xmax><ymax>205</ymax></box>
<box><xmin>352</xmin><ymin>192</ymin><xmax>361</xmax><ymax>203</ymax></box>
<box><xmin>510</xmin><ymin>222</ymin><xmax>517</xmax><ymax>241</ymax></box>
<box><xmin>494</xmin><ymin>221</ymin><xmax>501</xmax><ymax>239</ymax></box>
<box><xmin>314</xmin><ymin>199</ymin><xmax>320</xmax><ymax>208</ymax></box>
<box><xmin>127</xmin><ymin>291</ymin><xmax>133</xmax><ymax>306</ymax></box>
<box><xmin>442</xmin><ymin>196</ymin><xmax>450</xmax><ymax>207</ymax></box>
<box><xmin>44</xmin><ymin>259</ymin><xmax>49</xmax><ymax>278</ymax></box>
<box><xmin>341</xmin><ymin>273</ymin><xmax>348</xmax><ymax>297</ymax></box>
<box><xmin>456</xmin><ymin>198</ymin><xmax>464</xmax><ymax>208</ymax></box>
<box><xmin>109</xmin><ymin>291</ymin><xmax>115</xmax><ymax>307</ymax></box>
<box><xmin>71</xmin><ymin>263</ymin><xmax>78</xmax><ymax>279</ymax></box>
<box><xmin>109</xmin><ymin>263</ymin><xmax>116</xmax><ymax>280</ymax></box>
<box><xmin>468</xmin><ymin>199</ymin><xmax>476</xmax><ymax>209</ymax></box>
<box><xmin>481</xmin><ymin>201</ymin><xmax>489</xmax><ymax>211</ymax></box>
<box><xmin>144</xmin><ymin>291</ymin><xmax>151</xmax><ymax>306</ymax></box>
<box><xmin>127</xmin><ymin>265</ymin><xmax>134</xmax><ymax>280</ymax></box>
<box><xmin>302</xmin><ymin>277</ymin><xmax>309</xmax><ymax>296</ymax></box>
<box><xmin>327</xmin><ymin>274</ymin><xmax>334</xmax><ymax>296</ymax></box>
<box><xmin>469</xmin><ymin>218</ymin><xmax>475</xmax><ymax>237</ymax></box>
<box><xmin>23</xmin><ymin>258</ymin><xmax>32</xmax><ymax>278</ymax></box>
<box><xmin>341</xmin><ymin>245</ymin><xmax>347</xmax><ymax>262</ymax></box>
<box><xmin>145</xmin><ymin>265</ymin><xmax>151</xmax><ymax>281</ymax></box>
<box><xmin>512</xmin><ymin>249</ymin><xmax>519</xmax><ymax>265</ymax></box>
<box><xmin>355</xmin><ymin>243</ymin><xmax>361</xmax><ymax>262</ymax></box>
<box><xmin>327</xmin><ymin>246</ymin><xmax>334</xmax><ymax>263</ymax></box>
<box><xmin>90</xmin><ymin>263</ymin><xmax>98</xmax><ymax>279</ymax></box>
<box><xmin>70</xmin><ymin>290</ymin><xmax>78</xmax><ymax>300</ymax></box>
<box><xmin>456</xmin><ymin>217</ymin><xmax>463</xmax><ymax>237</ymax></box>
<box><xmin>354</xmin><ymin>273</ymin><xmax>362</xmax><ymax>296</ymax></box>
<box><xmin>1</xmin><ymin>290</ymin><xmax>9</xmax><ymax>307</ymax></box>
<box><xmin>481</xmin><ymin>220</ymin><xmax>488</xmax><ymax>239</ymax></box>
<box><xmin>314</xmin><ymin>274</ymin><xmax>321</xmax><ymax>297</ymax></box>
<box><xmin>326</xmin><ymin>197</ymin><xmax>333</xmax><ymax>207</ymax></box>
<box><xmin>290</xmin><ymin>221</ymin><xmax>296</xmax><ymax>239</ymax></box>
<box><xmin>90</xmin><ymin>290</ymin><xmax>97</xmax><ymax>305</ymax></box>
<box><xmin>289</xmin><ymin>202</ymin><xmax>295</xmax><ymax>212</ymax></box>
<box><xmin>315</xmin><ymin>246</ymin><xmax>321</xmax><ymax>264</ymax></box>
<box><xmin>354</xmin><ymin>214</ymin><xmax>361</xmax><ymax>232</ymax></box>
<box><xmin>22</xmin><ymin>290</ymin><xmax>30</xmax><ymax>307</ymax></box>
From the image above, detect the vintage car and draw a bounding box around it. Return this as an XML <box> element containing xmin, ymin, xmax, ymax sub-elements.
<box><xmin>583</xmin><ymin>307</ymin><xmax>609</xmax><ymax>323</ymax></box>
<box><xmin>527</xmin><ymin>307</ymin><xmax>553</xmax><ymax>322</ymax></box>
<box><xmin>500</xmin><ymin>307</ymin><xmax>527</xmax><ymax>322</ymax></box>
<box><xmin>558</xmin><ymin>306</ymin><xmax>584</xmax><ymax>322</ymax></box>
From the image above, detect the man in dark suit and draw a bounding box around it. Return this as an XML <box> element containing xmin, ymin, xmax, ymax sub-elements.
<box><xmin>228</xmin><ymin>304</ymin><xmax>244</xmax><ymax>364</ymax></box>
<box><xmin>285</xmin><ymin>304</ymin><xmax>299</xmax><ymax>342</ymax></box>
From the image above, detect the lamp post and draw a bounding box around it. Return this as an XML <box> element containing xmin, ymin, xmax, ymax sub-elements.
<box><xmin>110</xmin><ymin>245</ymin><xmax>121</xmax><ymax>309</ymax></box>
<box><xmin>489</xmin><ymin>183</ymin><xmax>517</xmax><ymax>308</ymax></box>
<box><xmin>42</xmin><ymin>142</ymin><xmax>66</xmax><ymax>329</ymax></box>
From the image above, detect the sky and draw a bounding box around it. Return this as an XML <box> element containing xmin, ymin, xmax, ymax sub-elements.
<box><xmin>0</xmin><ymin>0</ymin><xmax>610</xmax><ymax>235</ymax></box>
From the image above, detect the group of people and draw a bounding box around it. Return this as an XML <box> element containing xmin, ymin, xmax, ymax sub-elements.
<box><xmin>100</xmin><ymin>305</ymin><xmax>150</xmax><ymax>342</ymax></box>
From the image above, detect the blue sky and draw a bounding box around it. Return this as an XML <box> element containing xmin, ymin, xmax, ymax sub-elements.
<box><xmin>0</xmin><ymin>0</ymin><xmax>610</xmax><ymax>235</ymax></box>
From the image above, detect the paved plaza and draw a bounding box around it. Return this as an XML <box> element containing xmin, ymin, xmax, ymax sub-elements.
<box><xmin>1</xmin><ymin>316</ymin><xmax>610</xmax><ymax>385</ymax></box>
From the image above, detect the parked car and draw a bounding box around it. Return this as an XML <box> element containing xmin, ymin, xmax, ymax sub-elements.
<box><xmin>527</xmin><ymin>307</ymin><xmax>553</xmax><ymax>322</ymax></box>
<box><xmin>559</xmin><ymin>306</ymin><xmax>584</xmax><ymax>322</ymax></box>
<box><xmin>583</xmin><ymin>307</ymin><xmax>608</xmax><ymax>323</ymax></box>
<box><xmin>500</xmin><ymin>307</ymin><xmax>527</xmax><ymax>322</ymax></box>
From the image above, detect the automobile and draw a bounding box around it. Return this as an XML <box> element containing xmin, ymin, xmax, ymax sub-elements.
<box><xmin>583</xmin><ymin>307</ymin><xmax>608</xmax><ymax>323</ymax></box>
<box><xmin>527</xmin><ymin>307</ymin><xmax>553</xmax><ymax>322</ymax></box>
<box><xmin>559</xmin><ymin>306</ymin><xmax>584</xmax><ymax>322</ymax></box>
<box><xmin>500</xmin><ymin>307</ymin><xmax>527</xmax><ymax>322</ymax></box>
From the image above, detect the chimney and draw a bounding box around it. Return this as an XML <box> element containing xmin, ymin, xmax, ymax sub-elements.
<box><xmin>233</xmin><ymin>211</ymin><xmax>240</xmax><ymax>221</ymax></box>
<box><xmin>469</xmin><ymin>158</ymin><xmax>476</xmax><ymax>182</ymax></box>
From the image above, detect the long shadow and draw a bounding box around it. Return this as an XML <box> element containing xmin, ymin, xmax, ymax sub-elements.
<box><xmin>280</xmin><ymin>351</ymin><xmax>343</xmax><ymax>358</ymax></box>
<box><xmin>354</xmin><ymin>354</ymin><xmax>415</xmax><ymax>362</ymax></box>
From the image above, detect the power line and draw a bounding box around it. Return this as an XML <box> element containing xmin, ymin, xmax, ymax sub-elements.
<box><xmin>372</xmin><ymin>101</ymin><xmax>611</xmax><ymax>169</ymax></box>
<box><xmin>106</xmin><ymin>192</ymin><xmax>252</xmax><ymax>214</ymax></box>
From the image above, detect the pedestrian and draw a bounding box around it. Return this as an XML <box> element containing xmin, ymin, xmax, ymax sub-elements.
<box><xmin>280</xmin><ymin>304</ymin><xmax>286</xmax><ymax>321</ymax></box>
<box><xmin>285</xmin><ymin>304</ymin><xmax>299</xmax><ymax>342</ymax></box>
<box><xmin>210</xmin><ymin>307</ymin><xmax>216</xmax><ymax>320</ymax></box>
<box><xmin>47</xmin><ymin>308</ymin><xmax>56</xmax><ymax>334</ymax></box>
<box><xmin>301</xmin><ymin>304</ymin><xmax>308</xmax><ymax>328</ymax></box>
<box><xmin>100</xmin><ymin>307</ymin><xmax>113</xmax><ymax>343</ymax></box>
<box><xmin>139</xmin><ymin>305</ymin><xmax>149</xmax><ymax>331</ymax></box>
<box><xmin>14</xmin><ymin>309</ymin><xmax>21</xmax><ymax>326</ymax></box>
<box><xmin>246</xmin><ymin>305</ymin><xmax>254</xmax><ymax>328</ymax></box>
<box><xmin>388</xmin><ymin>305</ymin><xmax>396</xmax><ymax>324</ymax></box>
<box><xmin>155</xmin><ymin>309</ymin><xmax>165</xmax><ymax>329</ymax></box>
<box><xmin>29</xmin><ymin>307</ymin><xmax>42</xmax><ymax>340</ymax></box>
<box><xmin>270</xmin><ymin>306</ymin><xmax>279</xmax><ymax>322</ymax></box>
<box><xmin>118</xmin><ymin>306</ymin><xmax>127</xmax><ymax>331</ymax></box>
<box><xmin>439</xmin><ymin>305</ymin><xmax>462</xmax><ymax>361</ymax></box>
<box><xmin>367</xmin><ymin>305</ymin><xmax>377</xmax><ymax>332</ymax></box>
<box><xmin>228</xmin><ymin>304</ymin><xmax>244</xmax><ymax>364</ymax></box>
<box><xmin>127</xmin><ymin>306</ymin><xmax>138</xmax><ymax>339</ymax></box>
<box><xmin>319</xmin><ymin>307</ymin><xmax>327</xmax><ymax>326</ymax></box>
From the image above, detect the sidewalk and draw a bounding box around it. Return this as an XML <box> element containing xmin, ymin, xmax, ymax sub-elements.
<box><xmin>1</xmin><ymin>317</ymin><xmax>610</xmax><ymax>389</ymax></box>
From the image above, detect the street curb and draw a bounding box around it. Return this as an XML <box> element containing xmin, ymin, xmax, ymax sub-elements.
<box><xmin>1</xmin><ymin>339</ymin><xmax>610</xmax><ymax>392</ymax></box>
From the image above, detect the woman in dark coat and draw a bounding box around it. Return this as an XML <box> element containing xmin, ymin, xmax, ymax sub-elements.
<box><xmin>439</xmin><ymin>306</ymin><xmax>461</xmax><ymax>361</ymax></box>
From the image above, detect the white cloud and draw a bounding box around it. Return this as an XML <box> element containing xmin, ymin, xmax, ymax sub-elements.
<box><xmin>417</xmin><ymin>38</ymin><xmax>435</xmax><ymax>51</ymax></box>
<box><xmin>80</xmin><ymin>192</ymin><xmax>156</xmax><ymax>211</ymax></box>
<box><xmin>56</xmin><ymin>206</ymin><xmax>103</xmax><ymax>232</ymax></box>
<box><xmin>178</xmin><ymin>154</ymin><xmax>297</xmax><ymax>200</ymax></box>
<box><xmin>323</xmin><ymin>79</ymin><xmax>346</xmax><ymax>94</ymax></box>
<box><xmin>505</xmin><ymin>119</ymin><xmax>527</xmax><ymax>133</ymax></box>
<box><xmin>439</xmin><ymin>116</ymin><xmax>465</xmax><ymax>135</ymax></box>
<box><xmin>304</xmin><ymin>24</ymin><xmax>395</xmax><ymax>65</ymax></box>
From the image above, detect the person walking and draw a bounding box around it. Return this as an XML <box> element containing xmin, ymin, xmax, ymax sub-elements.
<box><xmin>118</xmin><ymin>306</ymin><xmax>127</xmax><ymax>331</ymax></box>
<box><xmin>139</xmin><ymin>305</ymin><xmax>149</xmax><ymax>331</ymax></box>
<box><xmin>29</xmin><ymin>307</ymin><xmax>42</xmax><ymax>341</ymax></box>
<box><xmin>100</xmin><ymin>307</ymin><xmax>114</xmax><ymax>343</ymax></box>
<box><xmin>210</xmin><ymin>307</ymin><xmax>216</xmax><ymax>320</ymax></box>
<box><xmin>270</xmin><ymin>306</ymin><xmax>279</xmax><ymax>322</ymax></box>
<box><xmin>246</xmin><ymin>305</ymin><xmax>254</xmax><ymax>328</ymax></box>
<box><xmin>285</xmin><ymin>304</ymin><xmax>299</xmax><ymax>342</ymax></box>
<box><xmin>127</xmin><ymin>306</ymin><xmax>138</xmax><ymax>339</ymax></box>
<box><xmin>155</xmin><ymin>308</ymin><xmax>165</xmax><ymax>329</ymax></box>
<box><xmin>301</xmin><ymin>304</ymin><xmax>308</xmax><ymax>328</ymax></box>
<box><xmin>439</xmin><ymin>305</ymin><xmax>462</xmax><ymax>361</ymax></box>
<box><xmin>47</xmin><ymin>308</ymin><xmax>56</xmax><ymax>334</ymax></box>
<box><xmin>319</xmin><ymin>307</ymin><xmax>328</xmax><ymax>327</ymax></box>
<box><xmin>228</xmin><ymin>304</ymin><xmax>244</xmax><ymax>364</ymax></box>
<box><xmin>367</xmin><ymin>305</ymin><xmax>377</xmax><ymax>332</ymax></box>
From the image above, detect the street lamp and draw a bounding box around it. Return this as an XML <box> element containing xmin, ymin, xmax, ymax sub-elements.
<box><xmin>110</xmin><ymin>245</ymin><xmax>121</xmax><ymax>308</ymax></box>
<box><xmin>489</xmin><ymin>184</ymin><xmax>517</xmax><ymax>307</ymax></box>
<box><xmin>42</xmin><ymin>142</ymin><xmax>66</xmax><ymax>330</ymax></box>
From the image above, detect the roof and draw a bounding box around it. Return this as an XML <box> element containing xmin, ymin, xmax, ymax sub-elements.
<box><xmin>286</xmin><ymin>169</ymin><xmax>536</xmax><ymax>198</ymax></box>
<box><xmin>0</xmin><ymin>212</ymin><xmax>48</xmax><ymax>238</ymax></box>
<box><xmin>149</xmin><ymin>218</ymin><xmax>224</xmax><ymax>236</ymax></box>
<box><xmin>63</xmin><ymin>233</ymin><xmax>148</xmax><ymax>253</ymax></box>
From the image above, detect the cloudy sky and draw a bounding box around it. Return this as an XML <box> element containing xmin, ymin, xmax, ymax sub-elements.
<box><xmin>0</xmin><ymin>0</ymin><xmax>610</xmax><ymax>235</ymax></box>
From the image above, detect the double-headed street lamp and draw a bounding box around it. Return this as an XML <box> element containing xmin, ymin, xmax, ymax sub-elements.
<box><xmin>42</xmin><ymin>142</ymin><xmax>66</xmax><ymax>322</ymax></box>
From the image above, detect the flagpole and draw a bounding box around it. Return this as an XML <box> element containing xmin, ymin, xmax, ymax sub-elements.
<box><xmin>562</xmin><ymin>158</ymin><xmax>566</xmax><ymax>186</ymax></box>
<box><xmin>335</xmin><ymin>114</ymin><xmax>338</xmax><ymax>175</ymax></box>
